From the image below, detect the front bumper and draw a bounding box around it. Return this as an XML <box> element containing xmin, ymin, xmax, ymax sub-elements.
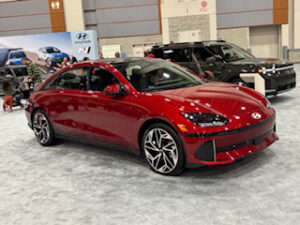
<box><xmin>264</xmin><ymin>71</ymin><xmax>296</xmax><ymax>97</ymax></box>
<box><xmin>183</xmin><ymin>115</ymin><xmax>278</xmax><ymax>168</ymax></box>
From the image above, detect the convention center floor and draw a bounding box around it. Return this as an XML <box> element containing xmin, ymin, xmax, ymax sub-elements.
<box><xmin>0</xmin><ymin>65</ymin><xmax>299</xmax><ymax>225</ymax></box>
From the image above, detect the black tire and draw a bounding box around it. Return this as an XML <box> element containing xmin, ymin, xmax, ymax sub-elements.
<box><xmin>32</xmin><ymin>109</ymin><xmax>56</xmax><ymax>146</ymax></box>
<box><xmin>232</xmin><ymin>78</ymin><xmax>249</xmax><ymax>87</ymax></box>
<box><xmin>142</xmin><ymin>123</ymin><xmax>185</xmax><ymax>176</ymax></box>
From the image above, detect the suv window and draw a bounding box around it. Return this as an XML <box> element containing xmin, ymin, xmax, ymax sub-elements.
<box><xmin>163</xmin><ymin>48</ymin><xmax>191</xmax><ymax>62</ymax></box>
<box><xmin>193</xmin><ymin>47</ymin><xmax>212</xmax><ymax>61</ymax></box>
<box><xmin>45</xmin><ymin>68</ymin><xmax>88</xmax><ymax>91</ymax></box>
<box><xmin>89</xmin><ymin>67</ymin><xmax>119</xmax><ymax>92</ymax></box>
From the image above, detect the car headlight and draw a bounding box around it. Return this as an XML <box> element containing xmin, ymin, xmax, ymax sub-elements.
<box><xmin>180</xmin><ymin>112</ymin><xmax>229</xmax><ymax>127</ymax></box>
<box><xmin>266</xmin><ymin>98</ymin><xmax>272</xmax><ymax>108</ymax></box>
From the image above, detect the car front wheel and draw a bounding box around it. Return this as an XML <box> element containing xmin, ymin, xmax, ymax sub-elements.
<box><xmin>32</xmin><ymin>110</ymin><xmax>55</xmax><ymax>146</ymax></box>
<box><xmin>142</xmin><ymin>123</ymin><xmax>185</xmax><ymax>176</ymax></box>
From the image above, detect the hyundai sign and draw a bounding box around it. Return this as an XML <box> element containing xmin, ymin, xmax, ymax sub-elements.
<box><xmin>71</xmin><ymin>30</ymin><xmax>99</xmax><ymax>60</ymax></box>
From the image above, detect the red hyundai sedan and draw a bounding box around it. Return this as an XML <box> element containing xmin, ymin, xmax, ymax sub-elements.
<box><xmin>25</xmin><ymin>58</ymin><xmax>278</xmax><ymax>175</ymax></box>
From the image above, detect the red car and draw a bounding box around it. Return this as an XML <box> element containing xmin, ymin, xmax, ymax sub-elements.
<box><xmin>25</xmin><ymin>58</ymin><xmax>278</xmax><ymax>176</ymax></box>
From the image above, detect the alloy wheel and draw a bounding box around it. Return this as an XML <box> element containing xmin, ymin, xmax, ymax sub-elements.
<box><xmin>143</xmin><ymin>128</ymin><xmax>179</xmax><ymax>174</ymax></box>
<box><xmin>33</xmin><ymin>113</ymin><xmax>50</xmax><ymax>144</ymax></box>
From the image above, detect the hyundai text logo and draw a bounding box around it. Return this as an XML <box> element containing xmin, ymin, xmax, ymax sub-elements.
<box><xmin>76</xmin><ymin>33</ymin><xmax>89</xmax><ymax>40</ymax></box>
<box><xmin>251</xmin><ymin>112</ymin><xmax>261</xmax><ymax>120</ymax></box>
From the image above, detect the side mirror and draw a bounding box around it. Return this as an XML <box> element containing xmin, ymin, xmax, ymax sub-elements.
<box><xmin>104</xmin><ymin>84</ymin><xmax>122</xmax><ymax>96</ymax></box>
<box><xmin>205</xmin><ymin>56</ymin><xmax>217</xmax><ymax>65</ymax></box>
<box><xmin>203</xmin><ymin>71</ymin><xmax>215</xmax><ymax>80</ymax></box>
<box><xmin>5</xmin><ymin>74</ymin><xmax>13</xmax><ymax>79</ymax></box>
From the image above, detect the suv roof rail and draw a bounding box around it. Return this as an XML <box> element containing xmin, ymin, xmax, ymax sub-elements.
<box><xmin>152</xmin><ymin>40</ymin><xmax>226</xmax><ymax>48</ymax></box>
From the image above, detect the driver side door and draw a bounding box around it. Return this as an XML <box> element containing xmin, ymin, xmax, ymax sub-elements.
<box><xmin>79</xmin><ymin>66</ymin><xmax>144</xmax><ymax>148</ymax></box>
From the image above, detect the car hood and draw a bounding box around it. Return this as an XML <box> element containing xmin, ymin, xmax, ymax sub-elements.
<box><xmin>230</xmin><ymin>57</ymin><xmax>293</xmax><ymax>67</ymax></box>
<box><xmin>148</xmin><ymin>82</ymin><xmax>272</xmax><ymax>128</ymax></box>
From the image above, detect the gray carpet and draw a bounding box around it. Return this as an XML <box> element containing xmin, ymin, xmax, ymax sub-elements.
<box><xmin>0</xmin><ymin>65</ymin><xmax>299</xmax><ymax>225</ymax></box>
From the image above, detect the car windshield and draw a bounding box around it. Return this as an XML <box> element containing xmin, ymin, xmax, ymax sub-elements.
<box><xmin>112</xmin><ymin>59</ymin><xmax>204</xmax><ymax>92</ymax></box>
<box><xmin>9</xmin><ymin>51</ymin><xmax>26</xmax><ymax>59</ymax></box>
<box><xmin>46</xmin><ymin>47</ymin><xmax>60</xmax><ymax>53</ymax></box>
<box><xmin>208</xmin><ymin>44</ymin><xmax>254</xmax><ymax>62</ymax></box>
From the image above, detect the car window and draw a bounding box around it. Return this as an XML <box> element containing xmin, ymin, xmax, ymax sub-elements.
<box><xmin>46</xmin><ymin>47</ymin><xmax>60</xmax><ymax>54</ymax></box>
<box><xmin>193</xmin><ymin>47</ymin><xmax>212</xmax><ymax>61</ymax></box>
<box><xmin>163</xmin><ymin>48</ymin><xmax>191</xmax><ymax>62</ymax></box>
<box><xmin>12</xmin><ymin>67</ymin><xmax>27</xmax><ymax>77</ymax></box>
<box><xmin>113</xmin><ymin>60</ymin><xmax>203</xmax><ymax>92</ymax></box>
<box><xmin>208</xmin><ymin>44</ymin><xmax>254</xmax><ymax>62</ymax></box>
<box><xmin>44</xmin><ymin>68</ymin><xmax>88</xmax><ymax>91</ymax></box>
<box><xmin>9</xmin><ymin>51</ymin><xmax>26</xmax><ymax>59</ymax></box>
<box><xmin>89</xmin><ymin>67</ymin><xmax>119</xmax><ymax>92</ymax></box>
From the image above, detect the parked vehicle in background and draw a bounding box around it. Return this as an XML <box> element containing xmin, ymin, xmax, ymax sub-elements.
<box><xmin>151</xmin><ymin>40</ymin><xmax>296</xmax><ymax>98</ymax></box>
<box><xmin>0</xmin><ymin>65</ymin><xmax>53</xmax><ymax>95</ymax></box>
<box><xmin>7</xmin><ymin>50</ymin><xmax>26</xmax><ymax>65</ymax></box>
<box><xmin>25</xmin><ymin>58</ymin><xmax>278</xmax><ymax>176</ymax></box>
<box><xmin>38</xmin><ymin>46</ymin><xmax>69</xmax><ymax>67</ymax></box>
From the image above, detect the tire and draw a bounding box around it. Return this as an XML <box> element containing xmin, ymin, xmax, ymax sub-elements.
<box><xmin>32</xmin><ymin>109</ymin><xmax>56</xmax><ymax>146</ymax></box>
<box><xmin>232</xmin><ymin>78</ymin><xmax>248</xmax><ymax>87</ymax></box>
<box><xmin>142</xmin><ymin>123</ymin><xmax>185</xmax><ymax>176</ymax></box>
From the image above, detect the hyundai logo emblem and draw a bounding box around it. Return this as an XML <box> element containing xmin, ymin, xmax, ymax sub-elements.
<box><xmin>76</xmin><ymin>33</ymin><xmax>89</xmax><ymax>40</ymax></box>
<box><xmin>251</xmin><ymin>112</ymin><xmax>261</xmax><ymax>120</ymax></box>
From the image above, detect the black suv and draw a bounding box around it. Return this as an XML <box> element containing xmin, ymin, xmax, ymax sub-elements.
<box><xmin>151</xmin><ymin>40</ymin><xmax>296</xmax><ymax>97</ymax></box>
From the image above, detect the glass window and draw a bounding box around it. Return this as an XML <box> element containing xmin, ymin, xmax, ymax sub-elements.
<box><xmin>45</xmin><ymin>68</ymin><xmax>88</xmax><ymax>91</ymax></box>
<box><xmin>192</xmin><ymin>47</ymin><xmax>212</xmax><ymax>62</ymax></box>
<box><xmin>112</xmin><ymin>59</ymin><xmax>203</xmax><ymax>92</ymax></box>
<box><xmin>46</xmin><ymin>47</ymin><xmax>60</xmax><ymax>54</ymax></box>
<box><xmin>9</xmin><ymin>51</ymin><xmax>26</xmax><ymax>59</ymax></box>
<box><xmin>89</xmin><ymin>67</ymin><xmax>119</xmax><ymax>92</ymax></box>
<box><xmin>12</xmin><ymin>67</ymin><xmax>27</xmax><ymax>77</ymax></box>
<box><xmin>163</xmin><ymin>48</ymin><xmax>191</xmax><ymax>62</ymax></box>
<box><xmin>208</xmin><ymin>44</ymin><xmax>254</xmax><ymax>62</ymax></box>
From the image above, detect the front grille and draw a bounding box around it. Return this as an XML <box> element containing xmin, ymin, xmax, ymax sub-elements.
<box><xmin>216</xmin><ymin>128</ymin><xmax>274</xmax><ymax>153</ymax></box>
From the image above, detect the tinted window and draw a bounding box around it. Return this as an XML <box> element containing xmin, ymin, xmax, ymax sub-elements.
<box><xmin>89</xmin><ymin>67</ymin><xmax>119</xmax><ymax>92</ymax></box>
<box><xmin>45</xmin><ymin>68</ymin><xmax>88</xmax><ymax>91</ymax></box>
<box><xmin>208</xmin><ymin>44</ymin><xmax>254</xmax><ymax>62</ymax></box>
<box><xmin>193</xmin><ymin>47</ymin><xmax>212</xmax><ymax>61</ymax></box>
<box><xmin>163</xmin><ymin>48</ymin><xmax>191</xmax><ymax>62</ymax></box>
<box><xmin>12</xmin><ymin>67</ymin><xmax>27</xmax><ymax>77</ymax></box>
<box><xmin>46</xmin><ymin>47</ymin><xmax>60</xmax><ymax>54</ymax></box>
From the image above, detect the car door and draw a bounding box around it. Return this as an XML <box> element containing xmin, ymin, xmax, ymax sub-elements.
<box><xmin>41</xmin><ymin>67</ymin><xmax>89</xmax><ymax>137</ymax></box>
<box><xmin>78</xmin><ymin>66</ymin><xmax>145</xmax><ymax>148</ymax></box>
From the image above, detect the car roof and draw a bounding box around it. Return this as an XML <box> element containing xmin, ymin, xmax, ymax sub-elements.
<box><xmin>96</xmin><ymin>57</ymin><xmax>164</xmax><ymax>64</ymax></box>
<box><xmin>152</xmin><ymin>40</ymin><xmax>227</xmax><ymax>49</ymax></box>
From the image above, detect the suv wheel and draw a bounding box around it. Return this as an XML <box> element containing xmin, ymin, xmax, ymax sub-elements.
<box><xmin>142</xmin><ymin>123</ymin><xmax>184</xmax><ymax>176</ymax></box>
<box><xmin>232</xmin><ymin>78</ymin><xmax>248</xmax><ymax>87</ymax></box>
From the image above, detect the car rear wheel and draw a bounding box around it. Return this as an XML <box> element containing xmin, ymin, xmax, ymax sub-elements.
<box><xmin>142</xmin><ymin>123</ymin><xmax>184</xmax><ymax>176</ymax></box>
<box><xmin>32</xmin><ymin>110</ymin><xmax>55</xmax><ymax>146</ymax></box>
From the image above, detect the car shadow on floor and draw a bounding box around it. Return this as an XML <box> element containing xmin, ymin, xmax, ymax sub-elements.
<box><xmin>43</xmin><ymin>138</ymin><xmax>145</xmax><ymax>167</ymax></box>
<box><xmin>269</xmin><ymin>94</ymin><xmax>294</xmax><ymax>105</ymax></box>
<box><xmin>39</xmin><ymin>137</ymin><xmax>276</xmax><ymax>179</ymax></box>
